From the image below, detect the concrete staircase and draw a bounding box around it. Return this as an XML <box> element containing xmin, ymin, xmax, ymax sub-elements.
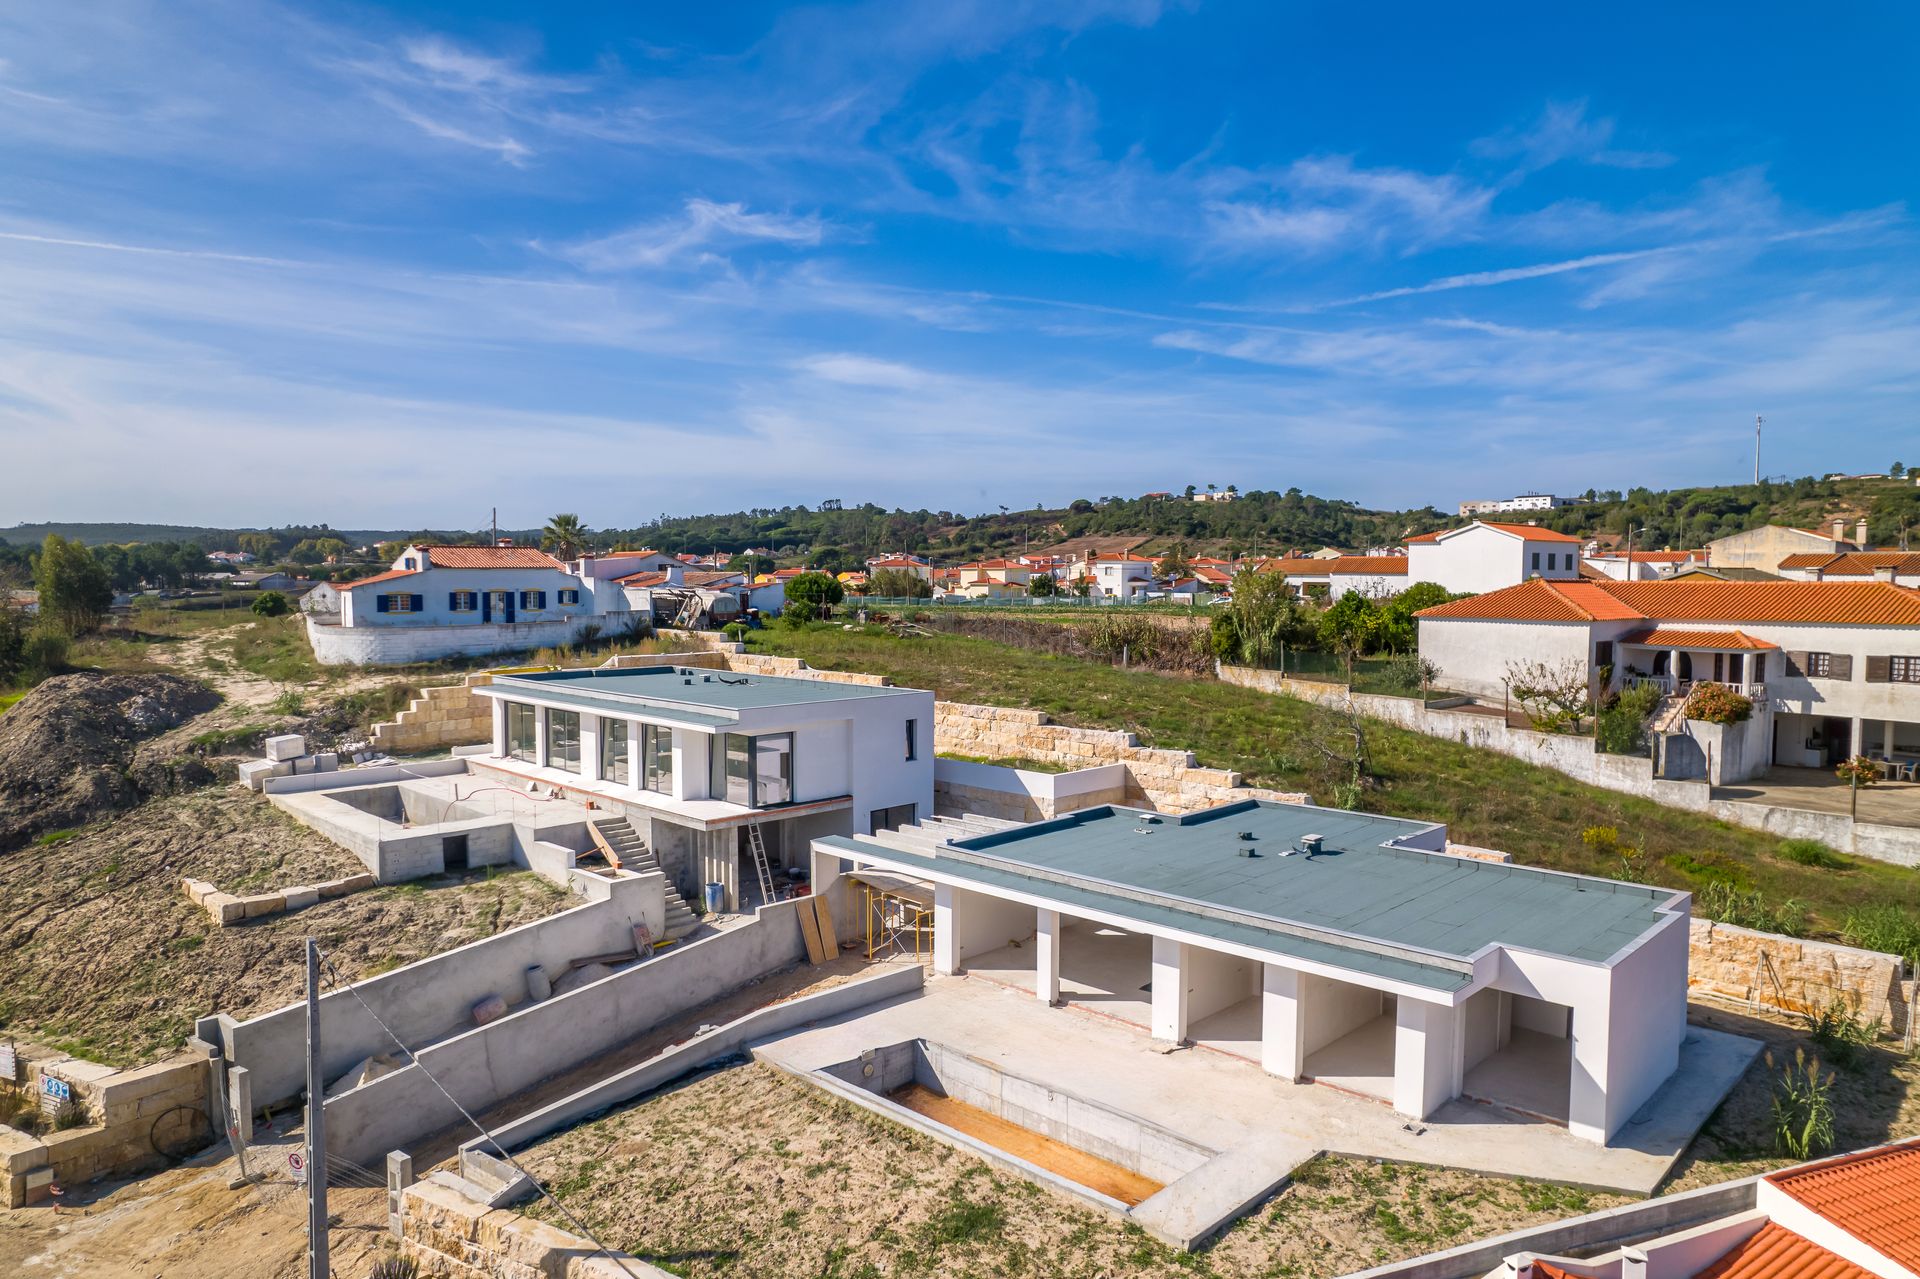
<box><xmin>589</xmin><ymin>816</ymin><xmax>700</xmax><ymax>940</ymax></box>
<box><xmin>1652</xmin><ymin>694</ymin><xmax>1690</xmax><ymax>736</ymax></box>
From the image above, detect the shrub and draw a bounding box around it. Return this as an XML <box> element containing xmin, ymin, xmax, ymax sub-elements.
<box><xmin>1768</xmin><ymin>1048</ymin><xmax>1834</xmax><ymax>1159</ymax></box>
<box><xmin>1697</xmin><ymin>881</ymin><xmax>1807</xmax><ymax>937</ymax></box>
<box><xmin>250</xmin><ymin>590</ymin><xmax>290</xmax><ymax>618</ymax></box>
<box><xmin>1835</xmin><ymin>755</ymin><xmax>1880</xmax><ymax>787</ymax></box>
<box><xmin>782</xmin><ymin>601</ymin><xmax>816</xmax><ymax>624</ymax></box>
<box><xmin>1684</xmin><ymin>681</ymin><xmax>1752</xmax><ymax>724</ymax></box>
<box><xmin>366</xmin><ymin>1257</ymin><xmax>420</xmax><ymax>1279</ymax></box>
<box><xmin>1805</xmin><ymin>997</ymin><xmax>1881</xmax><ymax>1067</ymax></box>
<box><xmin>1841</xmin><ymin>900</ymin><xmax>1920</xmax><ymax>969</ymax></box>
<box><xmin>1778</xmin><ymin>838</ymin><xmax>1850</xmax><ymax>870</ymax></box>
<box><xmin>25</xmin><ymin>624</ymin><xmax>70</xmax><ymax>677</ymax></box>
<box><xmin>722</xmin><ymin>622</ymin><xmax>749</xmax><ymax>642</ymax></box>
<box><xmin>1595</xmin><ymin>681</ymin><xmax>1663</xmax><ymax>754</ymax></box>
<box><xmin>268</xmin><ymin>688</ymin><xmax>306</xmax><ymax>716</ymax></box>
<box><xmin>1382</xmin><ymin>651</ymin><xmax>1440</xmax><ymax>694</ymax></box>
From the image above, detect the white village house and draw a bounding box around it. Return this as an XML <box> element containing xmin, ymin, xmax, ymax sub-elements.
<box><xmin>1262</xmin><ymin>555</ymin><xmax>1409</xmax><ymax>599</ymax></box>
<box><xmin>1416</xmin><ymin>578</ymin><xmax>1920</xmax><ymax>778</ymax></box>
<box><xmin>308</xmin><ymin>543</ymin><xmax>639</xmax><ymax>665</ymax></box>
<box><xmin>1405</xmin><ymin>521</ymin><xmax>1585</xmax><ymax>595</ymax></box>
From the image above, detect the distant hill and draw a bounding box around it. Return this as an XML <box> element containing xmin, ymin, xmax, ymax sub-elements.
<box><xmin>0</xmin><ymin>523</ymin><xmax>467</xmax><ymax>549</ymax></box>
<box><xmin>1516</xmin><ymin>473</ymin><xmax>1920</xmax><ymax>551</ymax></box>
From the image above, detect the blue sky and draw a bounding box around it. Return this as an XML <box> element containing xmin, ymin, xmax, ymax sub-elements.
<box><xmin>0</xmin><ymin>1</ymin><xmax>1915</xmax><ymax>529</ymax></box>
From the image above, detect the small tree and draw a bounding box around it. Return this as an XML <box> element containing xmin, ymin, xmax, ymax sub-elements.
<box><xmin>1506</xmin><ymin>656</ymin><xmax>1593</xmax><ymax>732</ymax></box>
<box><xmin>1028</xmin><ymin>572</ymin><xmax>1057</xmax><ymax>597</ymax></box>
<box><xmin>1836</xmin><ymin>755</ymin><xmax>1879</xmax><ymax>820</ymax></box>
<box><xmin>541</xmin><ymin>514</ymin><xmax>589</xmax><ymax>560</ymax></box>
<box><xmin>1156</xmin><ymin>542</ymin><xmax>1194</xmax><ymax>582</ymax></box>
<box><xmin>34</xmin><ymin>534</ymin><xmax>113</xmax><ymax>636</ymax></box>
<box><xmin>1225</xmin><ymin>569</ymin><xmax>1299</xmax><ymax>667</ymax></box>
<box><xmin>251</xmin><ymin>590</ymin><xmax>290</xmax><ymax>617</ymax></box>
<box><xmin>869</xmin><ymin>568</ymin><xmax>932</xmax><ymax>599</ymax></box>
<box><xmin>1317</xmin><ymin>591</ymin><xmax>1381</xmax><ymax>680</ymax></box>
<box><xmin>784</xmin><ymin>572</ymin><xmax>844</xmax><ymax>619</ymax></box>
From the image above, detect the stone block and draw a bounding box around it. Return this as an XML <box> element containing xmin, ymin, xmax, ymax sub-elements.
<box><xmin>0</xmin><ymin>1128</ymin><xmax>48</xmax><ymax>1178</ymax></box>
<box><xmin>318</xmin><ymin>872</ymin><xmax>376</xmax><ymax>898</ymax></box>
<box><xmin>264</xmin><ymin>734</ymin><xmax>307</xmax><ymax>762</ymax></box>
<box><xmin>204</xmin><ymin>892</ymin><xmax>245</xmax><ymax>926</ymax></box>
<box><xmin>292</xmin><ymin>756</ymin><xmax>317</xmax><ymax>775</ymax></box>
<box><xmin>313</xmin><ymin>752</ymin><xmax>339</xmax><ymax>772</ymax></box>
<box><xmin>181</xmin><ymin>877</ymin><xmax>217</xmax><ymax>905</ymax></box>
<box><xmin>281</xmin><ymin>885</ymin><xmax>320</xmax><ymax>911</ymax></box>
<box><xmin>242</xmin><ymin>894</ymin><xmax>285</xmax><ymax>919</ymax></box>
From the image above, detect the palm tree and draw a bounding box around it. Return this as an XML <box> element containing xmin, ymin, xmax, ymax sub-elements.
<box><xmin>542</xmin><ymin>514</ymin><xmax>589</xmax><ymax>560</ymax></box>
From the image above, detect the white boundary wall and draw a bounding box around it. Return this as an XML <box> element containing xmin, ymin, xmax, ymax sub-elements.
<box><xmin>306</xmin><ymin>613</ymin><xmax>617</xmax><ymax>666</ymax></box>
<box><xmin>1217</xmin><ymin>664</ymin><xmax>1920</xmax><ymax>866</ymax></box>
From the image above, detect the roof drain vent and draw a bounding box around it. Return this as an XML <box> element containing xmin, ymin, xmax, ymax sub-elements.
<box><xmin>1297</xmin><ymin>834</ymin><xmax>1325</xmax><ymax>858</ymax></box>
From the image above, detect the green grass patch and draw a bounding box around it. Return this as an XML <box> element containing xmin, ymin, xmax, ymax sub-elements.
<box><xmin>226</xmin><ymin>615</ymin><xmax>323</xmax><ymax>683</ymax></box>
<box><xmin>742</xmin><ymin>625</ymin><xmax>1920</xmax><ymax>934</ymax></box>
<box><xmin>937</xmin><ymin>752</ymin><xmax>1075</xmax><ymax>773</ymax></box>
<box><xmin>1842</xmin><ymin>900</ymin><xmax>1920</xmax><ymax>968</ymax></box>
<box><xmin>34</xmin><ymin>828</ymin><xmax>79</xmax><ymax>846</ymax></box>
<box><xmin>190</xmin><ymin>723</ymin><xmax>270</xmax><ymax>752</ymax></box>
<box><xmin>1778</xmin><ymin>839</ymin><xmax>1851</xmax><ymax>870</ymax></box>
<box><xmin>0</xmin><ymin>689</ymin><xmax>26</xmax><ymax>714</ymax></box>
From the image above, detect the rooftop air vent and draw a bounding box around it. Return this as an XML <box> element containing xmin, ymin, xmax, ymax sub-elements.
<box><xmin>1235</xmin><ymin>845</ymin><xmax>1260</xmax><ymax>858</ymax></box>
<box><xmin>1297</xmin><ymin>834</ymin><xmax>1325</xmax><ymax>857</ymax></box>
<box><xmin>1237</xmin><ymin>830</ymin><xmax>1255</xmax><ymax>841</ymax></box>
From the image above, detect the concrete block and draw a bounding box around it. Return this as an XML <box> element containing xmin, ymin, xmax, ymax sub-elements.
<box><xmin>242</xmin><ymin>894</ymin><xmax>285</xmax><ymax>919</ymax></box>
<box><xmin>181</xmin><ymin>877</ymin><xmax>217</xmax><ymax>905</ymax></box>
<box><xmin>317</xmin><ymin>873</ymin><xmax>376</xmax><ymax>898</ymax></box>
<box><xmin>236</xmin><ymin>760</ymin><xmax>276</xmax><ymax>793</ymax></box>
<box><xmin>292</xmin><ymin>756</ymin><xmax>317</xmax><ymax>775</ymax></box>
<box><xmin>313</xmin><ymin>752</ymin><xmax>339</xmax><ymax>772</ymax></box>
<box><xmin>204</xmin><ymin>893</ymin><xmax>245</xmax><ymax>926</ymax></box>
<box><xmin>281</xmin><ymin>886</ymin><xmax>320</xmax><ymax>912</ymax></box>
<box><xmin>264</xmin><ymin>734</ymin><xmax>307</xmax><ymax>762</ymax></box>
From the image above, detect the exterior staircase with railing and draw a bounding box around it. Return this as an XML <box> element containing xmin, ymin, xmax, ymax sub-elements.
<box><xmin>589</xmin><ymin>816</ymin><xmax>700</xmax><ymax>940</ymax></box>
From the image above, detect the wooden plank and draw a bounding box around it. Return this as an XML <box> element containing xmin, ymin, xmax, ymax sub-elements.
<box><xmin>810</xmin><ymin>894</ymin><xmax>837</xmax><ymax>958</ymax></box>
<box><xmin>796</xmin><ymin>895</ymin><xmax>829</xmax><ymax>965</ymax></box>
<box><xmin>587</xmin><ymin>823</ymin><xmax>625</xmax><ymax>871</ymax></box>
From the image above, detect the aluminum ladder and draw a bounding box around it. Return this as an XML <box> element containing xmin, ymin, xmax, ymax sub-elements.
<box><xmin>746</xmin><ymin>822</ymin><xmax>775</xmax><ymax>908</ymax></box>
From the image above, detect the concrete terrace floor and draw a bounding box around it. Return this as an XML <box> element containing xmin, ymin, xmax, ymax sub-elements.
<box><xmin>1713</xmin><ymin>765</ymin><xmax>1920</xmax><ymax>828</ymax></box>
<box><xmin>750</xmin><ymin>968</ymin><xmax>1760</xmax><ymax>1198</ymax></box>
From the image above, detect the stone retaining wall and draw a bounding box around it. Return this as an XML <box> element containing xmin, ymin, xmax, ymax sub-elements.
<box><xmin>370</xmin><ymin>675</ymin><xmax>499</xmax><ymax>753</ymax></box>
<box><xmin>401</xmin><ymin>1171</ymin><xmax>674</xmax><ymax>1277</ymax></box>
<box><xmin>1688</xmin><ymin>918</ymin><xmax>1913</xmax><ymax>1038</ymax></box>
<box><xmin>182</xmin><ymin>872</ymin><xmax>376</xmax><ymax>925</ymax></box>
<box><xmin>932</xmin><ymin>701</ymin><xmax>1308</xmax><ymax>813</ymax></box>
<box><xmin>2</xmin><ymin>1051</ymin><xmax>209</xmax><ymax>1206</ymax></box>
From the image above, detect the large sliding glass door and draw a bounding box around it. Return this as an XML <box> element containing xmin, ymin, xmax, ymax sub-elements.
<box><xmin>710</xmin><ymin>732</ymin><xmax>793</xmax><ymax>808</ymax></box>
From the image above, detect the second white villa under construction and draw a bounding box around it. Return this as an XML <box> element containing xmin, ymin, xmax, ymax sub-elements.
<box><xmin>815</xmin><ymin>799</ymin><xmax>1692</xmax><ymax>1145</ymax></box>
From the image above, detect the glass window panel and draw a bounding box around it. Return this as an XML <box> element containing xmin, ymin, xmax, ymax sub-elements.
<box><xmin>754</xmin><ymin>733</ymin><xmax>792</xmax><ymax>807</ymax></box>
<box><xmin>644</xmin><ymin>726</ymin><xmax>674</xmax><ymax>794</ymax></box>
<box><xmin>723</xmin><ymin>734</ymin><xmax>752</xmax><ymax>805</ymax></box>
<box><xmin>601</xmin><ymin>719</ymin><xmax>630</xmax><ymax>786</ymax></box>
<box><xmin>546</xmin><ymin>709</ymin><xmax>581</xmax><ymax>772</ymax></box>
<box><xmin>506</xmin><ymin>703</ymin><xmax>537</xmax><ymax>762</ymax></box>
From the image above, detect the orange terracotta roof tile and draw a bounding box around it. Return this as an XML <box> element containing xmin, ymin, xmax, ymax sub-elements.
<box><xmin>1617</xmin><ymin>627</ymin><xmax>1778</xmax><ymax>651</ymax></box>
<box><xmin>1776</xmin><ymin>553</ymin><xmax>1841</xmax><ymax>570</ymax></box>
<box><xmin>1420</xmin><ymin>579</ymin><xmax>1920</xmax><ymax>626</ymax></box>
<box><xmin>420</xmin><ymin>545</ymin><xmax>566</xmax><ymax>570</ymax></box>
<box><xmin>346</xmin><ymin>568</ymin><xmax>420</xmax><ymax>589</ymax></box>
<box><xmin>1694</xmin><ymin>1222</ymin><xmax>1874</xmax><ymax>1279</ymax></box>
<box><xmin>1767</xmin><ymin>1140</ymin><xmax>1920</xmax><ymax>1271</ymax></box>
<box><xmin>1799</xmin><ymin>552</ymin><xmax>1920</xmax><ymax>577</ymax></box>
<box><xmin>615</xmin><ymin>571</ymin><xmax>671</xmax><ymax>587</ymax></box>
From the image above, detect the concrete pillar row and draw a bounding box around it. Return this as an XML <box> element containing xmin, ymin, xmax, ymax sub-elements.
<box><xmin>1036</xmin><ymin>909</ymin><xmax>1061</xmax><ymax>1005</ymax></box>
<box><xmin>1151</xmin><ymin>935</ymin><xmax>1189</xmax><ymax>1044</ymax></box>
<box><xmin>1260</xmin><ymin>964</ymin><xmax>1306</xmax><ymax>1082</ymax></box>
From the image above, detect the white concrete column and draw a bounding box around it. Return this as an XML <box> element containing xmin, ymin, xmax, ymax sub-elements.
<box><xmin>1392</xmin><ymin>997</ymin><xmax>1461</xmax><ymax>1121</ymax></box>
<box><xmin>678</xmin><ymin>731</ymin><xmax>713</xmax><ymax>801</ymax></box>
<box><xmin>1850</xmin><ymin>717</ymin><xmax>1865</xmax><ymax>758</ymax></box>
<box><xmin>933</xmin><ymin>883</ymin><xmax>960</xmax><ymax>976</ymax></box>
<box><xmin>533</xmin><ymin>707</ymin><xmax>549</xmax><ymax>767</ymax></box>
<box><xmin>581</xmin><ymin>715</ymin><xmax>603</xmax><ymax>782</ymax></box>
<box><xmin>490</xmin><ymin>699</ymin><xmax>507</xmax><ymax>757</ymax></box>
<box><xmin>1567</xmin><ymin>1002</ymin><xmax>1612</xmax><ymax>1145</ymax></box>
<box><xmin>1261</xmin><ymin>964</ymin><xmax>1306</xmax><ymax>1082</ymax></box>
<box><xmin>1035</xmin><ymin>909</ymin><xmax>1061</xmax><ymax>1004</ymax></box>
<box><xmin>1151</xmin><ymin>936</ymin><xmax>1189</xmax><ymax>1044</ymax></box>
<box><xmin>1885</xmin><ymin>719</ymin><xmax>1897</xmax><ymax>757</ymax></box>
<box><xmin>227</xmin><ymin>1065</ymin><xmax>253</xmax><ymax>1143</ymax></box>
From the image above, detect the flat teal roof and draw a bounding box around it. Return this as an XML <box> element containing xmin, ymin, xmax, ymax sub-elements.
<box><xmin>483</xmin><ymin>665</ymin><xmax>922</xmax><ymax>718</ymax></box>
<box><xmin>821</xmin><ymin>801</ymin><xmax>1678</xmax><ymax>992</ymax></box>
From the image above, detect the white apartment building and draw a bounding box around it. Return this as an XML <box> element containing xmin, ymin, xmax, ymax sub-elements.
<box><xmin>1456</xmin><ymin>493</ymin><xmax>1574</xmax><ymax>517</ymax></box>
<box><xmin>1088</xmin><ymin>552</ymin><xmax>1158</xmax><ymax>601</ymax></box>
<box><xmin>1405</xmin><ymin>521</ymin><xmax>1585</xmax><ymax>595</ymax></box>
<box><xmin>473</xmin><ymin>665</ymin><xmax>934</xmax><ymax>912</ymax></box>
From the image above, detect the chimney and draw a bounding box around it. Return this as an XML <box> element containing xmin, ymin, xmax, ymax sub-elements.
<box><xmin>1857</xmin><ymin>518</ymin><xmax>1870</xmax><ymax>546</ymax></box>
<box><xmin>1874</xmin><ymin>565</ymin><xmax>1900</xmax><ymax>584</ymax></box>
<box><xmin>497</xmin><ymin>537</ymin><xmax>514</xmax><ymax>548</ymax></box>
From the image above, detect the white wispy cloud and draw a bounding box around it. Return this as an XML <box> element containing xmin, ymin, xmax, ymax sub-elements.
<box><xmin>546</xmin><ymin>200</ymin><xmax>827</xmax><ymax>272</ymax></box>
<box><xmin>1472</xmin><ymin>100</ymin><xmax>1673</xmax><ymax>171</ymax></box>
<box><xmin>376</xmin><ymin>96</ymin><xmax>533</xmax><ymax>165</ymax></box>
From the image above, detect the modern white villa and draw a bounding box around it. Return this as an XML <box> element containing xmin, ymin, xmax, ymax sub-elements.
<box><xmin>814</xmin><ymin>799</ymin><xmax>1691</xmax><ymax>1145</ymax></box>
<box><xmin>1417</xmin><ymin>578</ymin><xmax>1920</xmax><ymax>775</ymax></box>
<box><xmin>472</xmin><ymin>665</ymin><xmax>935</xmax><ymax>912</ymax></box>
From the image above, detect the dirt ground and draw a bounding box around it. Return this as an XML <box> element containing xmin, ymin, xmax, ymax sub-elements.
<box><xmin>0</xmin><ymin>788</ymin><xmax>573</xmax><ymax>1065</ymax></box>
<box><xmin>518</xmin><ymin>1061</ymin><xmax>1625</xmax><ymax>1279</ymax></box>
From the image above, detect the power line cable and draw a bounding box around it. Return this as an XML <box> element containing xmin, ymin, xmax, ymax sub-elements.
<box><xmin>313</xmin><ymin>948</ymin><xmax>650</xmax><ymax>1278</ymax></box>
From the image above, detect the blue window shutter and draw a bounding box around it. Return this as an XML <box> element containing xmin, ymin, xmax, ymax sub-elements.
<box><xmin>375</xmin><ymin>594</ymin><xmax>390</xmax><ymax>613</ymax></box>
<box><xmin>450</xmin><ymin>592</ymin><xmax>461</xmax><ymax>611</ymax></box>
<box><xmin>535</xmin><ymin>591</ymin><xmax>547</xmax><ymax>609</ymax></box>
<box><xmin>411</xmin><ymin>594</ymin><xmax>424</xmax><ymax>612</ymax></box>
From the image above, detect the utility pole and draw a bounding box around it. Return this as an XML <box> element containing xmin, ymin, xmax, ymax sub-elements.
<box><xmin>491</xmin><ymin>507</ymin><xmax>498</xmax><ymax>545</ymax></box>
<box><xmin>1753</xmin><ymin>415</ymin><xmax>1763</xmax><ymax>485</ymax></box>
<box><xmin>305</xmin><ymin>939</ymin><xmax>329</xmax><ymax>1279</ymax></box>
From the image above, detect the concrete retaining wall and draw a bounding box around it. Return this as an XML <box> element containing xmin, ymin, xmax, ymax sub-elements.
<box><xmin>1338</xmin><ymin>1176</ymin><xmax>1759</xmax><ymax>1279</ymax></box>
<box><xmin>208</xmin><ymin>871</ymin><xmax>661</xmax><ymax>1109</ymax></box>
<box><xmin>1689</xmin><ymin>918</ymin><xmax>1912</xmax><ymax>1037</ymax></box>
<box><xmin>1217</xmin><ymin>664</ymin><xmax>1918</xmax><ymax>866</ymax></box>
<box><xmin>472</xmin><ymin>963</ymin><xmax>926</xmax><ymax>1161</ymax></box>
<box><xmin>323</xmin><ymin>898</ymin><xmax>816</xmax><ymax>1167</ymax></box>
<box><xmin>261</xmin><ymin>757</ymin><xmax>470</xmax><ymax>795</ymax></box>
<box><xmin>933</xmin><ymin>757</ymin><xmax>1131</xmax><ymax>823</ymax></box>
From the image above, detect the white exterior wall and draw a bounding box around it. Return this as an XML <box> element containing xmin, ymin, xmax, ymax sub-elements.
<box><xmin>1407</xmin><ymin>526</ymin><xmax>1581</xmax><ymax>595</ymax></box>
<box><xmin>1327</xmin><ymin>570</ymin><xmax>1409</xmax><ymax>598</ymax></box>
<box><xmin>1300</xmin><ymin>972</ymin><xmax>1386</xmax><ymax>1055</ymax></box>
<box><xmin>1186</xmin><ymin>944</ymin><xmax>1260</xmax><ymax>1023</ymax></box>
<box><xmin>308</xmin><ymin>614</ymin><xmax>613</xmax><ymax>666</ymax></box>
<box><xmin>340</xmin><ymin>565</ymin><xmax>599</xmax><ymax>628</ymax></box>
<box><xmin>1417</xmin><ymin>618</ymin><xmax>1597</xmax><ymax>699</ymax></box>
<box><xmin>1600</xmin><ymin>908</ymin><xmax>1690</xmax><ymax>1139</ymax></box>
<box><xmin>1732</xmin><ymin>622</ymin><xmax>1920</xmax><ymax>723</ymax></box>
<box><xmin>1093</xmin><ymin>561</ymin><xmax>1155</xmax><ymax>600</ymax></box>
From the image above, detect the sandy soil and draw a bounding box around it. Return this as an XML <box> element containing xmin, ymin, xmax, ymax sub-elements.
<box><xmin>518</xmin><ymin>1062</ymin><xmax>1626</xmax><ymax>1279</ymax></box>
<box><xmin>0</xmin><ymin>788</ymin><xmax>573</xmax><ymax>1065</ymax></box>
